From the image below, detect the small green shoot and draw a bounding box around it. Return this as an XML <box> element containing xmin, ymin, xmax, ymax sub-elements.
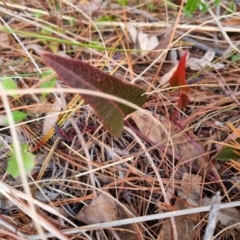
<box><xmin>2</xmin><ymin>77</ymin><xmax>18</xmax><ymax>98</ymax></box>
<box><xmin>7</xmin><ymin>143</ymin><xmax>35</xmax><ymax>178</ymax></box>
<box><xmin>96</xmin><ymin>15</ymin><xmax>116</xmax><ymax>22</ymax></box>
<box><xmin>228</xmin><ymin>1</ymin><xmax>235</xmax><ymax>13</ymax></box>
<box><xmin>147</xmin><ymin>2</ymin><xmax>156</xmax><ymax>12</ymax></box>
<box><xmin>183</xmin><ymin>0</ymin><xmax>221</xmax><ymax>16</ymax></box>
<box><xmin>183</xmin><ymin>0</ymin><xmax>199</xmax><ymax>17</ymax></box>
<box><xmin>231</xmin><ymin>54</ymin><xmax>240</xmax><ymax>61</ymax></box>
<box><xmin>68</xmin><ymin>17</ymin><xmax>76</xmax><ymax>26</ymax></box>
<box><xmin>35</xmin><ymin>12</ymin><xmax>44</xmax><ymax>19</ymax></box>
<box><xmin>41</xmin><ymin>26</ymin><xmax>53</xmax><ymax>36</ymax></box>
<box><xmin>118</xmin><ymin>0</ymin><xmax>128</xmax><ymax>6</ymax></box>
<box><xmin>4</xmin><ymin>111</ymin><xmax>28</xmax><ymax>125</ymax></box>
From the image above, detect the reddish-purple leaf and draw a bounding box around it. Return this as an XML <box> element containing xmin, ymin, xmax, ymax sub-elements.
<box><xmin>177</xmin><ymin>92</ymin><xmax>189</xmax><ymax>110</ymax></box>
<box><xmin>42</xmin><ymin>53</ymin><xmax>146</xmax><ymax>137</ymax></box>
<box><xmin>169</xmin><ymin>51</ymin><xmax>189</xmax><ymax>93</ymax></box>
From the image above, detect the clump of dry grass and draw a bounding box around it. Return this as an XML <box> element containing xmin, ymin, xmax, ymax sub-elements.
<box><xmin>0</xmin><ymin>1</ymin><xmax>240</xmax><ymax>239</ymax></box>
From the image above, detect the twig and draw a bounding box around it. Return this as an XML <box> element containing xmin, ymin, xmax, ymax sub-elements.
<box><xmin>30</xmin><ymin>200</ymin><xmax>240</xmax><ymax>238</ymax></box>
<box><xmin>203</xmin><ymin>192</ymin><xmax>221</xmax><ymax>240</ymax></box>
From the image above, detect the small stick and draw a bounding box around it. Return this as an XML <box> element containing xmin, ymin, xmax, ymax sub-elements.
<box><xmin>203</xmin><ymin>192</ymin><xmax>221</xmax><ymax>240</ymax></box>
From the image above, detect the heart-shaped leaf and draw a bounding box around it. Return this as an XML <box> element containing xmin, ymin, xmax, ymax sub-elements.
<box><xmin>169</xmin><ymin>51</ymin><xmax>189</xmax><ymax>93</ymax></box>
<box><xmin>42</xmin><ymin>53</ymin><xmax>146</xmax><ymax>137</ymax></box>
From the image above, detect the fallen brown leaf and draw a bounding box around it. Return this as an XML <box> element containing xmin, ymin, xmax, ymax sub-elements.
<box><xmin>75</xmin><ymin>190</ymin><xmax>119</xmax><ymax>224</ymax></box>
<box><xmin>158</xmin><ymin>198</ymin><xmax>198</xmax><ymax>240</ymax></box>
<box><xmin>75</xmin><ymin>191</ymin><xmax>142</xmax><ymax>239</ymax></box>
<box><xmin>130</xmin><ymin>110</ymin><xmax>207</xmax><ymax>168</ymax></box>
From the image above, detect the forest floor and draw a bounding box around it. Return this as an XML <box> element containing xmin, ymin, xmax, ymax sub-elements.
<box><xmin>0</xmin><ymin>1</ymin><xmax>240</xmax><ymax>240</ymax></box>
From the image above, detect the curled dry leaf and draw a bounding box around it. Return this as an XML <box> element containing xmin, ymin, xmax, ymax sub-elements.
<box><xmin>42</xmin><ymin>99</ymin><xmax>64</xmax><ymax>135</ymax></box>
<box><xmin>186</xmin><ymin>50</ymin><xmax>225</xmax><ymax>70</ymax></box>
<box><xmin>78</xmin><ymin>0</ymin><xmax>106</xmax><ymax>15</ymax></box>
<box><xmin>75</xmin><ymin>191</ymin><xmax>142</xmax><ymax>239</ymax></box>
<box><xmin>178</xmin><ymin>173</ymin><xmax>202</xmax><ymax>207</ymax></box>
<box><xmin>126</xmin><ymin>23</ymin><xmax>159</xmax><ymax>56</ymax></box>
<box><xmin>130</xmin><ymin>110</ymin><xmax>207</xmax><ymax>168</ymax></box>
<box><xmin>75</xmin><ymin>190</ymin><xmax>119</xmax><ymax>224</ymax></box>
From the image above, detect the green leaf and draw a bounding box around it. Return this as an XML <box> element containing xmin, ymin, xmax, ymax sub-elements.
<box><xmin>213</xmin><ymin>0</ymin><xmax>221</xmax><ymax>7</ymax></box>
<box><xmin>7</xmin><ymin>143</ymin><xmax>36</xmax><ymax>178</ymax></box>
<box><xmin>96</xmin><ymin>15</ymin><xmax>116</xmax><ymax>22</ymax></box>
<box><xmin>199</xmin><ymin>2</ymin><xmax>208</xmax><ymax>12</ymax></box>
<box><xmin>68</xmin><ymin>17</ymin><xmax>76</xmax><ymax>26</ymax></box>
<box><xmin>216</xmin><ymin>138</ymin><xmax>240</xmax><ymax>161</ymax></box>
<box><xmin>231</xmin><ymin>54</ymin><xmax>240</xmax><ymax>61</ymax></box>
<box><xmin>147</xmin><ymin>2</ymin><xmax>156</xmax><ymax>12</ymax></box>
<box><xmin>183</xmin><ymin>0</ymin><xmax>199</xmax><ymax>16</ymax></box>
<box><xmin>2</xmin><ymin>77</ymin><xmax>18</xmax><ymax>98</ymax></box>
<box><xmin>117</xmin><ymin>0</ymin><xmax>128</xmax><ymax>6</ymax></box>
<box><xmin>42</xmin><ymin>53</ymin><xmax>146</xmax><ymax>137</ymax></box>
<box><xmin>35</xmin><ymin>12</ymin><xmax>44</xmax><ymax>19</ymax></box>
<box><xmin>41</xmin><ymin>26</ymin><xmax>53</xmax><ymax>36</ymax></box>
<box><xmin>4</xmin><ymin>111</ymin><xmax>27</xmax><ymax>125</ymax></box>
<box><xmin>39</xmin><ymin>69</ymin><xmax>57</xmax><ymax>98</ymax></box>
<box><xmin>228</xmin><ymin>1</ymin><xmax>235</xmax><ymax>13</ymax></box>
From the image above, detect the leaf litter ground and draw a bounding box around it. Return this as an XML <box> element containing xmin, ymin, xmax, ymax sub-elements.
<box><xmin>0</xmin><ymin>1</ymin><xmax>240</xmax><ymax>240</ymax></box>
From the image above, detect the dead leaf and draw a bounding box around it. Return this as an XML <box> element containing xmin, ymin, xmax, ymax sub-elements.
<box><xmin>186</xmin><ymin>50</ymin><xmax>225</xmax><ymax>70</ymax></box>
<box><xmin>78</xmin><ymin>0</ymin><xmax>106</xmax><ymax>15</ymax></box>
<box><xmin>158</xmin><ymin>173</ymin><xmax>201</xmax><ymax>239</ymax></box>
<box><xmin>75</xmin><ymin>191</ymin><xmax>142</xmax><ymax>239</ymax></box>
<box><xmin>116</xmin><ymin>204</ymin><xmax>143</xmax><ymax>240</ymax></box>
<box><xmin>202</xmin><ymin>197</ymin><xmax>240</xmax><ymax>230</ymax></box>
<box><xmin>131</xmin><ymin>110</ymin><xmax>207</xmax><ymax>168</ymax></box>
<box><xmin>147</xmin><ymin>30</ymin><xmax>173</xmax><ymax>62</ymax></box>
<box><xmin>42</xmin><ymin>99</ymin><xmax>64</xmax><ymax>135</ymax></box>
<box><xmin>126</xmin><ymin>23</ymin><xmax>159</xmax><ymax>56</ymax></box>
<box><xmin>178</xmin><ymin>173</ymin><xmax>202</xmax><ymax>207</ymax></box>
<box><xmin>75</xmin><ymin>190</ymin><xmax>119</xmax><ymax>224</ymax></box>
<box><xmin>158</xmin><ymin>198</ymin><xmax>198</xmax><ymax>240</ymax></box>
